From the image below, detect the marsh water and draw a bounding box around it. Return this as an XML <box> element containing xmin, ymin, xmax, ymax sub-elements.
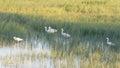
<box><xmin>0</xmin><ymin>39</ymin><xmax>80</xmax><ymax>68</ymax></box>
<box><xmin>0</xmin><ymin>35</ymin><xmax>119</xmax><ymax>68</ymax></box>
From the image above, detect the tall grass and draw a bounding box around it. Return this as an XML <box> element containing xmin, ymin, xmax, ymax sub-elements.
<box><xmin>0</xmin><ymin>0</ymin><xmax>120</xmax><ymax>67</ymax></box>
<box><xmin>0</xmin><ymin>12</ymin><xmax>120</xmax><ymax>48</ymax></box>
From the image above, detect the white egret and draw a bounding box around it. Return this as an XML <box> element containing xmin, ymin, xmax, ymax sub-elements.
<box><xmin>45</xmin><ymin>26</ymin><xmax>57</xmax><ymax>33</ymax></box>
<box><xmin>13</xmin><ymin>36</ymin><xmax>23</xmax><ymax>42</ymax></box>
<box><xmin>45</xmin><ymin>26</ymin><xmax>48</xmax><ymax>32</ymax></box>
<box><xmin>48</xmin><ymin>26</ymin><xmax>57</xmax><ymax>32</ymax></box>
<box><xmin>13</xmin><ymin>36</ymin><xmax>23</xmax><ymax>47</ymax></box>
<box><xmin>61</xmin><ymin>28</ymin><xmax>71</xmax><ymax>38</ymax></box>
<box><xmin>106</xmin><ymin>37</ymin><xmax>115</xmax><ymax>46</ymax></box>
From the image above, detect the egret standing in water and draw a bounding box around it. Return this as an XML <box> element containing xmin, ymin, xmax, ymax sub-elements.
<box><xmin>45</xmin><ymin>26</ymin><xmax>48</xmax><ymax>31</ymax></box>
<box><xmin>13</xmin><ymin>36</ymin><xmax>23</xmax><ymax>42</ymax></box>
<box><xmin>45</xmin><ymin>26</ymin><xmax>57</xmax><ymax>33</ymax></box>
<box><xmin>48</xmin><ymin>26</ymin><xmax>57</xmax><ymax>32</ymax></box>
<box><xmin>61</xmin><ymin>28</ymin><xmax>71</xmax><ymax>38</ymax></box>
<box><xmin>106</xmin><ymin>37</ymin><xmax>115</xmax><ymax>46</ymax></box>
<box><xmin>13</xmin><ymin>36</ymin><xmax>23</xmax><ymax>47</ymax></box>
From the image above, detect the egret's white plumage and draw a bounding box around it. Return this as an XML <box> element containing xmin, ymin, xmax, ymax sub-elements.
<box><xmin>48</xmin><ymin>26</ymin><xmax>57</xmax><ymax>32</ymax></box>
<box><xmin>45</xmin><ymin>26</ymin><xmax>57</xmax><ymax>33</ymax></box>
<box><xmin>106</xmin><ymin>37</ymin><xmax>115</xmax><ymax>46</ymax></box>
<box><xmin>45</xmin><ymin>26</ymin><xmax>48</xmax><ymax>32</ymax></box>
<box><xmin>13</xmin><ymin>36</ymin><xmax>23</xmax><ymax>42</ymax></box>
<box><xmin>61</xmin><ymin>28</ymin><xmax>71</xmax><ymax>38</ymax></box>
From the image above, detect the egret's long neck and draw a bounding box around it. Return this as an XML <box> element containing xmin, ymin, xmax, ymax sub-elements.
<box><xmin>107</xmin><ymin>38</ymin><xmax>109</xmax><ymax>42</ymax></box>
<box><xmin>61</xmin><ymin>30</ymin><xmax>64</xmax><ymax>34</ymax></box>
<box><xmin>45</xmin><ymin>27</ymin><xmax>48</xmax><ymax>31</ymax></box>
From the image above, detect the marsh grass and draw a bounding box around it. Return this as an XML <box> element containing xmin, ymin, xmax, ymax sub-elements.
<box><xmin>0</xmin><ymin>0</ymin><xmax>120</xmax><ymax>68</ymax></box>
<box><xmin>0</xmin><ymin>40</ymin><xmax>120</xmax><ymax>68</ymax></box>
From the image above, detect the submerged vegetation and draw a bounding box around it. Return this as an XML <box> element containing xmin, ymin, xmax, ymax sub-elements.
<box><xmin>0</xmin><ymin>0</ymin><xmax>120</xmax><ymax>68</ymax></box>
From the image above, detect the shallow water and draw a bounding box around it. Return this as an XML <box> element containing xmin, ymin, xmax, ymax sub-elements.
<box><xmin>0</xmin><ymin>36</ymin><xmax>119</xmax><ymax>68</ymax></box>
<box><xmin>0</xmin><ymin>46</ymin><xmax>80</xmax><ymax>68</ymax></box>
<box><xmin>0</xmin><ymin>39</ymin><xmax>82</xmax><ymax>68</ymax></box>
